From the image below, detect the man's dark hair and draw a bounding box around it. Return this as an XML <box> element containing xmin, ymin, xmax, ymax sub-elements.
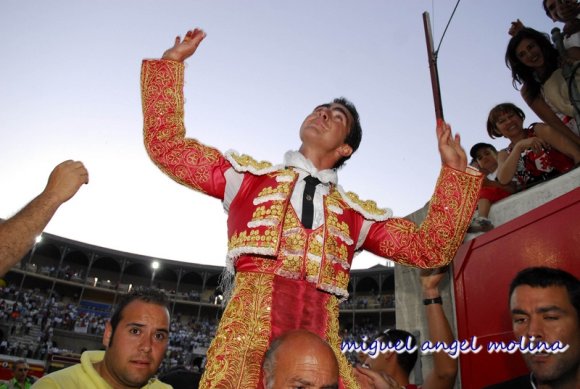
<box><xmin>108</xmin><ymin>287</ymin><xmax>169</xmax><ymax>346</ymax></box>
<box><xmin>542</xmin><ymin>0</ymin><xmax>551</xmax><ymax>19</ymax></box>
<box><xmin>376</xmin><ymin>329</ymin><xmax>418</xmax><ymax>376</ymax></box>
<box><xmin>332</xmin><ymin>97</ymin><xmax>362</xmax><ymax>169</ymax></box>
<box><xmin>486</xmin><ymin>102</ymin><xmax>526</xmax><ymax>139</ymax></box>
<box><xmin>13</xmin><ymin>359</ymin><xmax>27</xmax><ymax>371</ymax></box>
<box><xmin>469</xmin><ymin>142</ymin><xmax>497</xmax><ymax>160</ymax></box>
<box><xmin>509</xmin><ymin>267</ymin><xmax>580</xmax><ymax>319</ymax></box>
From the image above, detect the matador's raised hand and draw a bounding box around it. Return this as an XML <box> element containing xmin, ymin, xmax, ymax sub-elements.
<box><xmin>436</xmin><ymin>119</ymin><xmax>467</xmax><ymax>172</ymax></box>
<box><xmin>162</xmin><ymin>28</ymin><xmax>206</xmax><ymax>62</ymax></box>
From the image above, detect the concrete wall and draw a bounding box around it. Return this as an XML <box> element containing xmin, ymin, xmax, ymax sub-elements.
<box><xmin>52</xmin><ymin>329</ymin><xmax>103</xmax><ymax>354</ymax></box>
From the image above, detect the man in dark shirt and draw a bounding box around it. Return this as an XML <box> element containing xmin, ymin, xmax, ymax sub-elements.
<box><xmin>486</xmin><ymin>267</ymin><xmax>579</xmax><ymax>389</ymax></box>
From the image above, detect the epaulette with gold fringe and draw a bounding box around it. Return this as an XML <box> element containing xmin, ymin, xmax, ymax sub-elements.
<box><xmin>224</xmin><ymin>150</ymin><xmax>282</xmax><ymax>175</ymax></box>
<box><xmin>337</xmin><ymin>187</ymin><xmax>393</xmax><ymax>221</ymax></box>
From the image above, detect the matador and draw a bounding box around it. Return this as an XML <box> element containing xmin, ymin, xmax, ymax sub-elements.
<box><xmin>141</xmin><ymin>28</ymin><xmax>482</xmax><ymax>389</ymax></box>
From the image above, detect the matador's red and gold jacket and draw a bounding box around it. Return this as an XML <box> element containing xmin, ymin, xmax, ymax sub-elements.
<box><xmin>141</xmin><ymin>59</ymin><xmax>482</xmax><ymax>300</ymax></box>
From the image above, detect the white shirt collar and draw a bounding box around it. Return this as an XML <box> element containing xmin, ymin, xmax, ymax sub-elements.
<box><xmin>283</xmin><ymin>151</ymin><xmax>338</xmax><ymax>185</ymax></box>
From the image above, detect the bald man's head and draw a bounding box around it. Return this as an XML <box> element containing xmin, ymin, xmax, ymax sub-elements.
<box><xmin>263</xmin><ymin>330</ymin><xmax>339</xmax><ymax>389</ymax></box>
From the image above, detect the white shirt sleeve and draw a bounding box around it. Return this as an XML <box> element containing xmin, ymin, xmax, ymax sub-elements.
<box><xmin>223</xmin><ymin>167</ymin><xmax>244</xmax><ymax>213</ymax></box>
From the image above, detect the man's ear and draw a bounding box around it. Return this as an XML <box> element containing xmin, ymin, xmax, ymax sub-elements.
<box><xmin>337</xmin><ymin>144</ymin><xmax>353</xmax><ymax>158</ymax></box>
<box><xmin>382</xmin><ymin>350</ymin><xmax>396</xmax><ymax>362</ymax></box>
<box><xmin>102</xmin><ymin>321</ymin><xmax>113</xmax><ymax>349</ymax></box>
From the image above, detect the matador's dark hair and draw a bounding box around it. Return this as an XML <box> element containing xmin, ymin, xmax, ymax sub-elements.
<box><xmin>332</xmin><ymin>97</ymin><xmax>362</xmax><ymax>169</ymax></box>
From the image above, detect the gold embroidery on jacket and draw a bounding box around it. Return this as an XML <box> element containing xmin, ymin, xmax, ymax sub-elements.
<box><xmin>250</xmin><ymin>256</ymin><xmax>280</xmax><ymax>273</ymax></box>
<box><xmin>228</xmin><ymin>172</ymin><xmax>295</xmax><ymax>258</ymax></box>
<box><xmin>344</xmin><ymin>191</ymin><xmax>388</xmax><ymax>217</ymax></box>
<box><xmin>334</xmin><ymin>271</ymin><xmax>350</xmax><ymax>291</ymax></box>
<box><xmin>327</xmin><ymin>213</ymin><xmax>354</xmax><ymax>246</ymax></box>
<box><xmin>253</xmin><ymin>183</ymin><xmax>293</xmax><ymax>204</ymax></box>
<box><xmin>325</xmin><ymin>297</ymin><xmax>361</xmax><ymax>389</ymax></box>
<box><xmin>276</xmin><ymin>208</ymin><xmax>307</xmax><ymax>278</ymax></box>
<box><xmin>306</xmin><ymin>259</ymin><xmax>321</xmax><ymax>281</ymax></box>
<box><xmin>316</xmin><ymin>192</ymin><xmax>352</xmax><ymax>297</ymax></box>
<box><xmin>376</xmin><ymin>166</ymin><xmax>482</xmax><ymax>268</ymax></box>
<box><xmin>142</xmin><ymin>61</ymin><xmax>224</xmax><ymax>193</ymax></box>
<box><xmin>200</xmin><ymin>272</ymin><xmax>273</xmax><ymax>389</ymax></box>
<box><xmin>228</xmin><ymin>229</ymin><xmax>279</xmax><ymax>255</ymax></box>
<box><xmin>305</xmin><ymin>233</ymin><xmax>323</xmax><ymax>281</ymax></box>
<box><xmin>229</xmin><ymin>153</ymin><xmax>273</xmax><ymax>171</ymax></box>
<box><xmin>247</xmin><ymin>204</ymin><xmax>285</xmax><ymax>228</ymax></box>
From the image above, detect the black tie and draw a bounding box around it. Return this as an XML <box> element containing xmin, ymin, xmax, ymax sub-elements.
<box><xmin>302</xmin><ymin>175</ymin><xmax>321</xmax><ymax>229</ymax></box>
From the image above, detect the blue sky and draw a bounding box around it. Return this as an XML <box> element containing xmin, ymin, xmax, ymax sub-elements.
<box><xmin>0</xmin><ymin>1</ymin><xmax>555</xmax><ymax>268</ymax></box>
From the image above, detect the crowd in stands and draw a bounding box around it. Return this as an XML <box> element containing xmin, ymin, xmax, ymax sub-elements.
<box><xmin>0</xmin><ymin>285</ymin><xmax>88</xmax><ymax>360</ymax></box>
<box><xmin>0</xmin><ymin>279</ymin><xmax>422</xmax><ymax>387</ymax></box>
<box><xmin>0</xmin><ymin>283</ymin><xmax>384</xmax><ymax>375</ymax></box>
<box><xmin>162</xmin><ymin>314</ymin><xmax>218</xmax><ymax>372</ymax></box>
<box><xmin>339</xmin><ymin>293</ymin><xmax>395</xmax><ymax>309</ymax></box>
<box><xmin>23</xmin><ymin>261</ymin><xmax>211</xmax><ymax>305</ymax></box>
<box><xmin>0</xmin><ymin>285</ymin><xmax>215</xmax><ymax>369</ymax></box>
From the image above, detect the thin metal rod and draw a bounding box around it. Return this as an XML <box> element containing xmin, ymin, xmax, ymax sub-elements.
<box><xmin>435</xmin><ymin>0</ymin><xmax>461</xmax><ymax>55</ymax></box>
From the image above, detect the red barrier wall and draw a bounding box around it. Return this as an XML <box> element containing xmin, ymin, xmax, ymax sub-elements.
<box><xmin>452</xmin><ymin>188</ymin><xmax>579</xmax><ymax>388</ymax></box>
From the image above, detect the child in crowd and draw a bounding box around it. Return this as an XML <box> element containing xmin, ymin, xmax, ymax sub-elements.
<box><xmin>468</xmin><ymin>143</ymin><xmax>517</xmax><ymax>232</ymax></box>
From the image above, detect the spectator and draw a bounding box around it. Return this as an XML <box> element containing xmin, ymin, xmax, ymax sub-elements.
<box><xmin>0</xmin><ymin>160</ymin><xmax>89</xmax><ymax>277</ymax></box>
<box><xmin>262</xmin><ymin>330</ymin><xmax>339</xmax><ymax>389</ymax></box>
<box><xmin>355</xmin><ymin>268</ymin><xmax>458</xmax><ymax>389</ymax></box>
<box><xmin>485</xmin><ymin>267</ymin><xmax>579</xmax><ymax>388</ymax></box>
<box><xmin>509</xmin><ymin>1</ymin><xmax>580</xmax><ymax>48</ymax></box>
<box><xmin>0</xmin><ymin>339</ymin><xmax>7</xmax><ymax>354</ymax></box>
<box><xmin>542</xmin><ymin>0</ymin><xmax>580</xmax><ymax>48</ymax></box>
<box><xmin>31</xmin><ymin>288</ymin><xmax>171</xmax><ymax>389</ymax></box>
<box><xmin>468</xmin><ymin>143</ymin><xmax>517</xmax><ymax>232</ymax></box>
<box><xmin>486</xmin><ymin>103</ymin><xmax>579</xmax><ymax>189</ymax></box>
<box><xmin>506</xmin><ymin>27</ymin><xmax>580</xmax><ymax>144</ymax></box>
<box><xmin>0</xmin><ymin>359</ymin><xmax>36</xmax><ymax>389</ymax></box>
